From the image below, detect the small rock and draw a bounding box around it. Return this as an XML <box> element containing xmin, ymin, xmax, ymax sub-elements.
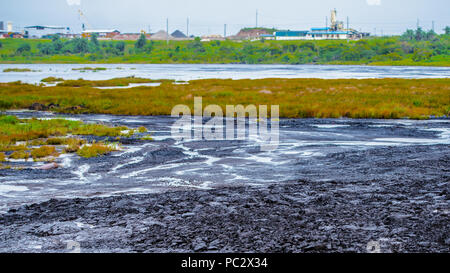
<box><xmin>181</xmin><ymin>212</ymin><xmax>195</xmax><ymax>218</ymax></box>
<box><xmin>192</xmin><ymin>238</ymin><xmax>207</xmax><ymax>252</ymax></box>
<box><xmin>38</xmin><ymin>163</ymin><xmax>59</xmax><ymax>170</ymax></box>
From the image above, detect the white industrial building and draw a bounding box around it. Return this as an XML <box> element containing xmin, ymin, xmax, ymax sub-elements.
<box><xmin>268</xmin><ymin>9</ymin><xmax>369</xmax><ymax>41</ymax></box>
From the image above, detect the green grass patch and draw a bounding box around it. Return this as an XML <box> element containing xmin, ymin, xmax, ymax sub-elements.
<box><xmin>72</xmin><ymin>67</ymin><xmax>107</xmax><ymax>72</ymax></box>
<box><xmin>77</xmin><ymin>142</ymin><xmax>117</xmax><ymax>158</ymax></box>
<box><xmin>31</xmin><ymin>145</ymin><xmax>58</xmax><ymax>160</ymax></box>
<box><xmin>0</xmin><ymin>78</ymin><xmax>448</xmax><ymax>119</ymax></box>
<box><xmin>0</xmin><ymin>115</ymin><xmax>143</xmax><ymax>164</ymax></box>
<box><xmin>41</xmin><ymin>77</ymin><xmax>64</xmax><ymax>83</ymax></box>
<box><xmin>56</xmin><ymin>76</ymin><xmax>174</xmax><ymax>87</ymax></box>
<box><xmin>3</xmin><ymin>68</ymin><xmax>32</xmax><ymax>72</ymax></box>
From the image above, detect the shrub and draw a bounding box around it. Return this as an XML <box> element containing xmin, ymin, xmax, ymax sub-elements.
<box><xmin>16</xmin><ymin>43</ymin><xmax>31</xmax><ymax>54</ymax></box>
<box><xmin>31</xmin><ymin>146</ymin><xmax>57</xmax><ymax>160</ymax></box>
<box><xmin>9</xmin><ymin>151</ymin><xmax>30</xmax><ymax>160</ymax></box>
<box><xmin>77</xmin><ymin>142</ymin><xmax>116</xmax><ymax>158</ymax></box>
<box><xmin>64</xmin><ymin>138</ymin><xmax>85</xmax><ymax>153</ymax></box>
<box><xmin>135</xmin><ymin>34</ymin><xmax>147</xmax><ymax>49</ymax></box>
<box><xmin>138</xmin><ymin>126</ymin><xmax>147</xmax><ymax>133</ymax></box>
<box><xmin>115</xmin><ymin>42</ymin><xmax>125</xmax><ymax>52</ymax></box>
<box><xmin>45</xmin><ymin>138</ymin><xmax>66</xmax><ymax>145</ymax></box>
<box><xmin>41</xmin><ymin>77</ymin><xmax>64</xmax><ymax>83</ymax></box>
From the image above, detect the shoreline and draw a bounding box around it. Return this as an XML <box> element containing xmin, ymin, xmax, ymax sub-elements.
<box><xmin>1</xmin><ymin>62</ymin><xmax>449</xmax><ymax>68</ymax></box>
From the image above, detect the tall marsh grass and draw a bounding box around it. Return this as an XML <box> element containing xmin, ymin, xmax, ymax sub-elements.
<box><xmin>0</xmin><ymin>78</ymin><xmax>448</xmax><ymax>119</ymax></box>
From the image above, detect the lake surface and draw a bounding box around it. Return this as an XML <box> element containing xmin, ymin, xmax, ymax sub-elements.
<box><xmin>0</xmin><ymin>64</ymin><xmax>449</xmax><ymax>83</ymax></box>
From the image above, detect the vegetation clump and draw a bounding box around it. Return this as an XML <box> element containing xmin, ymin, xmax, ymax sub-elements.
<box><xmin>0</xmin><ymin>27</ymin><xmax>448</xmax><ymax>66</ymax></box>
<box><xmin>0</xmin><ymin>115</ymin><xmax>146</xmax><ymax>166</ymax></box>
<box><xmin>3</xmin><ymin>68</ymin><xmax>32</xmax><ymax>72</ymax></box>
<box><xmin>64</xmin><ymin>138</ymin><xmax>86</xmax><ymax>153</ymax></box>
<box><xmin>56</xmin><ymin>77</ymin><xmax>174</xmax><ymax>87</ymax></box>
<box><xmin>9</xmin><ymin>150</ymin><xmax>30</xmax><ymax>160</ymax></box>
<box><xmin>0</xmin><ymin>78</ymin><xmax>448</xmax><ymax>119</ymax></box>
<box><xmin>31</xmin><ymin>145</ymin><xmax>58</xmax><ymax>160</ymax></box>
<box><xmin>41</xmin><ymin>77</ymin><xmax>64</xmax><ymax>83</ymax></box>
<box><xmin>72</xmin><ymin>67</ymin><xmax>107</xmax><ymax>72</ymax></box>
<box><xmin>77</xmin><ymin>142</ymin><xmax>117</xmax><ymax>158</ymax></box>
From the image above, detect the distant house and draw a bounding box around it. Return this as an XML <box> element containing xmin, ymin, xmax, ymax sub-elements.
<box><xmin>24</xmin><ymin>25</ymin><xmax>69</xmax><ymax>39</ymax></box>
<box><xmin>82</xmin><ymin>29</ymin><xmax>120</xmax><ymax>39</ymax></box>
<box><xmin>112</xmin><ymin>33</ymin><xmax>151</xmax><ymax>41</ymax></box>
<box><xmin>201</xmin><ymin>34</ymin><xmax>224</xmax><ymax>42</ymax></box>
<box><xmin>274</xmin><ymin>31</ymin><xmax>309</xmax><ymax>40</ymax></box>
<box><xmin>274</xmin><ymin>28</ymin><xmax>364</xmax><ymax>40</ymax></box>
<box><xmin>259</xmin><ymin>34</ymin><xmax>275</xmax><ymax>40</ymax></box>
<box><xmin>272</xmin><ymin>9</ymin><xmax>368</xmax><ymax>41</ymax></box>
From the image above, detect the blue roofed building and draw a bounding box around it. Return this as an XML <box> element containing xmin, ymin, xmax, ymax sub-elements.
<box><xmin>270</xmin><ymin>9</ymin><xmax>368</xmax><ymax>41</ymax></box>
<box><xmin>274</xmin><ymin>28</ymin><xmax>358</xmax><ymax>40</ymax></box>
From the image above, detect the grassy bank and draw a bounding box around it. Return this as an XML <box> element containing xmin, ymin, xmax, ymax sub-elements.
<box><xmin>54</xmin><ymin>77</ymin><xmax>175</xmax><ymax>87</ymax></box>
<box><xmin>0</xmin><ymin>34</ymin><xmax>449</xmax><ymax>66</ymax></box>
<box><xmin>0</xmin><ymin>78</ymin><xmax>449</xmax><ymax>119</ymax></box>
<box><xmin>0</xmin><ymin>115</ymin><xmax>151</xmax><ymax>168</ymax></box>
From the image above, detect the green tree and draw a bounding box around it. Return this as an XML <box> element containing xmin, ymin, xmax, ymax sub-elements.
<box><xmin>72</xmin><ymin>38</ymin><xmax>89</xmax><ymax>54</ymax></box>
<box><xmin>16</xmin><ymin>43</ymin><xmax>31</xmax><ymax>54</ymax></box>
<box><xmin>426</xmin><ymin>30</ymin><xmax>436</xmax><ymax>41</ymax></box>
<box><xmin>115</xmin><ymin>41</ymin><xmax>125</xmax><ymax>52</ymax></box>
<box><xmin>51</xmin><ymin>35</ymin><xmax>60</xmax><ymax>42</ymax></box>
<box><xmin>415</xmin><ymin>27</ymin><xmax>426</xmax><ymax>41</ymax></box>
<box><xmin>412</xmin><ymin>48</ymin><xmax>432</xmax><ymax>62</ymax></box>
<box><xmin>187</xmin><ymin>37</ymin><xmax>205</xmax><ymax>53</ymax></box>
<box><xmin>401</xmin><ymin>29</ymin><xmax>415</xmax><ymax>41</ymax></box>
<box><xmin>445</xmin><ymin>26</ymin><xmax>450</xmax><ymax>35</ymax></box>
<box><xmin>90</xmin><ymin>33</ymin><xmax>100</xmax><ymax>47</ymax></box>
<box><xmin>135</xmin><ymin>34</ymin><xmax>147</xmax><ymax>49</ymax></box>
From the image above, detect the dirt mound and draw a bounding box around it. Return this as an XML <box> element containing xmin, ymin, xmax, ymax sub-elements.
<box><xmin>235</xmin><ymin>28</ymin><xmax>274</xmax><ymax>38</ymax></box>
<box><xmin>150</xmin><ymin>30</ymin><xmax>172</xmax><ymax>40</ymax></box>
<box><xmin>171</xmin><ymin>30</ymin><xmax>187</xmax><ymax>38</ymax></box>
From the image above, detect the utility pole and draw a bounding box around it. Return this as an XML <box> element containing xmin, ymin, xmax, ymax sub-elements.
<box><xmin>346</xmin><ymin>16</ymin><xmax>349</xmax><ymax>43</ymax></box>
<box><xmin>187</xmin><ymin>18</ymin><xmax>189</xmax><ymax>37</ymax></box>
<box><xmin>166</xmin><ymin>18</ymin><xmax>169</xmax><ymax>45</ymax></box>
<box><xmin>224</xmin><ymin>24</ymin><xmax>227</xmax><ymax>38</ymax></box>
<box><xmin>326</xmin><ymin>16</ymin><xmax>328</xmax><ymax>30</ymax></box>
<box><xmin>256</xmin><ymin>9</ymin><xmax>258</xmax><ymax>28</ymax></box>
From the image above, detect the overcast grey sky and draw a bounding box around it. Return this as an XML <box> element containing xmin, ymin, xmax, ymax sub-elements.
<box><xmin>1</xmin><ymin>0</ymin><xmax>449</xmax><ymax>35</ymax></box>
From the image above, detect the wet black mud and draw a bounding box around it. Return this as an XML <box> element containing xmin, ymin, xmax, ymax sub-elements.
<box><xmin>0</xmin><ymin>112</ymin><xmax>449</xmax><ymax>252</ymax></box>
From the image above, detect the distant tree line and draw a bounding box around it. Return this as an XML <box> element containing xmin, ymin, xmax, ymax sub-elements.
<box><xmin>3</xmin><ymin>27</ymin><xmax>449</xmax><ymax>65</ymax></box>
<box><xmin>33</xmin><ymin>34</ymin><xmax>126</xmax><ymax>60</ymax></box>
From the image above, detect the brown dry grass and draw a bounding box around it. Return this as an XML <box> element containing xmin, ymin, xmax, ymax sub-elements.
<box><xmin>0</xmin><ymin>78</ymin><xmax>449</xmax><ymax>119</ymax></box>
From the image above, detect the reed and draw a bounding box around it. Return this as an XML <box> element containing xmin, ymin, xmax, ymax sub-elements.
<box><xmin>0</xmin><ymin>78</ymin><xmax>448</xmax><ymax>119</ymax></box>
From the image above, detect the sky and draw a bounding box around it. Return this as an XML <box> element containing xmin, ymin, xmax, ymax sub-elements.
<box><xmin>0</xmin><ymin>0</ymin><xmax>449</xmax><ymax>36</ymax></box>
